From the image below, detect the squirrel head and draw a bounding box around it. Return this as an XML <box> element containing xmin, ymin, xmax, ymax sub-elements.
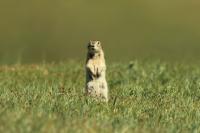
<box><xmin>87</xmin><ymin>40</ymin><xmax>102</xmax><ymax>54</ymax></box>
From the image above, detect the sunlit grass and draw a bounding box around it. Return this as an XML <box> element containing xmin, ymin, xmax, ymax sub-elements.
<box><xmin>0</xmin><ymin>60</ymin><xmax>200</xmax><ymax>133</ymax></box>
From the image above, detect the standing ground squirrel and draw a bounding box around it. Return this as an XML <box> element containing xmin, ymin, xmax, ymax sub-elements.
<box><xmin>85</xmin><ymin>40</ymin><xmax>108</xmax><ymax>102</ymax></box>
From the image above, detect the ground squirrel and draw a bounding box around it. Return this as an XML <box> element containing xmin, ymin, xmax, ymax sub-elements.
<box><xmin>85</xmin><ymin>40</ymin><xmax>108</xmax><ymax>102</ymax></box>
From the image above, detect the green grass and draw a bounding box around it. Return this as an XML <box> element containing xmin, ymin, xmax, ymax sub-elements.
<box><xmin>0</xmin><ymin>60</ymin><xmax>200</xmax><ymax>133</ymax></box>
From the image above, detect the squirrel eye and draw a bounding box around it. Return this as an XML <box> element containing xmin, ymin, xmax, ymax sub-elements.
<box><xmin>87</xmin><ymin>43</ymin><xmax>90</xmax><ymax>48</ymax></box>
<box><xmin>97</xmin><ymin>41</ymin><xmax>101</xmax><ymax>46</ymax></box>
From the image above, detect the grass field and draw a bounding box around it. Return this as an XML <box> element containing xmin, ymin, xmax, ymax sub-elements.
<box><xmin>0</xmin><ymin>60</ymin><xmax>200</xmax><ymax>133</ymax></box>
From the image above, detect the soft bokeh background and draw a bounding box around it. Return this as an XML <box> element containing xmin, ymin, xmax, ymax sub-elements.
<box><xmin>0</xmin><ymin>0</ymin><xmax>200</xmax><ymax>63</ymax></box>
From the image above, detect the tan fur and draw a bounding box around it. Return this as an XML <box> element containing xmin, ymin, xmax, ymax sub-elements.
<box><xmin>85</xmin><ymin>40</ymin><xmax>108</xmax><ymax>102</ymax></box>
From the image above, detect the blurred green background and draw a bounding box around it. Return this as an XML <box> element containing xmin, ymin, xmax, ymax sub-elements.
<box><xmin>0</xmin><ymin>0</ymin><xmax>200</xmax><ymax>63</ymax></box>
